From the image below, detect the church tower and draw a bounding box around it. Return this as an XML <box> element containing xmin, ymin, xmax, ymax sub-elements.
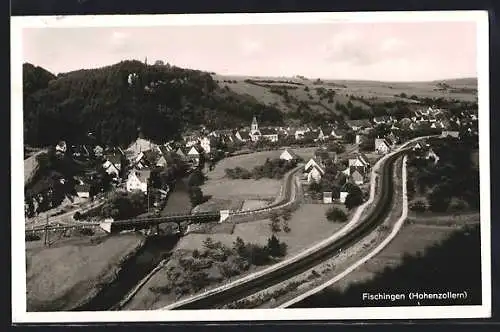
<box><xmin>251</xmin><ymin>116</ymin><xmax>259</xmax><ymax>133</ymax></box>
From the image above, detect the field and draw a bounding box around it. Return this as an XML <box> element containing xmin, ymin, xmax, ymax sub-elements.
<box><xmin>213</xmin><ymin>75</ymin><xmax>478</xmax><ymax>115</ymax></box>
<box><xmin>200</xmin><ymin>147</ymin><xmax>316</xmax><ymax>210</ymax></box>
<box><xmin>123</xmin><ymin>203</ymin><xmax>346</xmax><ymax>310</ymax></box>
<box><xmin>26</xmin><ymin>233</ymin><xmax>144</xmax><ymax>311</ymax></box>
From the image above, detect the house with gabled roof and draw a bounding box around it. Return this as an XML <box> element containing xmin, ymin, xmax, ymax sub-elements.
<box><xmin>346</xmin><ymin>119</ymin><xmax>371</xmax><ymax>131</ymax></box>
<box><xmin>55</xmin><ymin>140</ymin><xmax>67</xmax><ymax>154</ymax></box>
<box><xmin>175</xmin><ymin>147</ymin><xmax>188</xmax><ymax>160</ymax></box>
<box><xmin>304</xmin><ymin>160</ymin><xmax>325</xmax><ymax>184</ymax></box>
<box><xmin>373</xmin><ymin>116</ymin><xmax>390</xmax><ymax>125</ymax></box>
<box><xmin>235</xmin><ymin>129</ymin><xmax>251</xmax><ymax>142</ymax></box>
<box><xmin>375</xmin><ymin>138</ymin><xmax>391</xmax><ymax>154</ymax></box>
<box><xmin>350</xmin><ymin>169</ymin><xmax>364</xmax><ymax>185</ymax></box>
<box><xmin>75</xmin><ymin>184</ymin><xmax>92</xmax><ymax>199</ymax></box>
<box><xmin>187</xmin><ymin>145</ymin><xmax>204</xmax><ymax>166</ymax></box>
<box><xmin>294</xmin><ymin>127</ymin><xmax>310</xmax><ymax>140</ymax></box>
<box><xmin>280</xmin><ymin>148</ymin><xmax>301</xmax><ymax>162</ymax></box>
<box><xmin>126</xmin><ymin>168</ymin><xmax>151</xmax><ymax>193</ymax></box>
<box><xmin>102</xmin><ymin>154</ymin><xmax>122</xmax><ymax>178</ymax></box>
<box><xmin>260</xmin><ymin>128</ymin><xmax>279</xmax><ymax>142</ymax></box>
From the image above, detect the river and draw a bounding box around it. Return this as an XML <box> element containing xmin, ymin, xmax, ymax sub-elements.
<box><xmin>74</xmin><ymin>177</ymin><xmax>193</xmax><ymax>311</ymax></box>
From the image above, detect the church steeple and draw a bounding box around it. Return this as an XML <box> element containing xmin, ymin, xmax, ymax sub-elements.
<box><xmin>251</xmin><ymin>116</ymin><xmax>258</xmax><ymax>133</ymax></box>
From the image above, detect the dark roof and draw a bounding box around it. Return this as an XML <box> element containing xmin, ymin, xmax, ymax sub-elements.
<box><xmin>320</xmin><ymin>126</ymin><xmax>333</xmax><ymax>135</ymax></box>
<box><xmin>75</xmin><ymin>184</ymin><xmax>91</xmax><ymax>192</ymax></box>
<box><xmin>238</xmin><ymin>130</ymin><xmax>251</xmax><ymax>140</ymax></box>
<box><xmin>260</xmin><ymin>128</ymin><xmax>277</xmax><ymax>135</ymax></box>
<box><xmin>105</xmin><ymin>154</ymin><xmax>121</xmax><ymax>165</ymax></box>
<box><xmin>283</xmin><ymin>148</ymin><xmax>300</xmax><ymax>159</ymax></box>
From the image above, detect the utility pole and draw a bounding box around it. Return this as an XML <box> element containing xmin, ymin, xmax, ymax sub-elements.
<box><xmin>44</xmin><ymin>214</ymin><xmax>49</xmax><ymax>246</ymax></box>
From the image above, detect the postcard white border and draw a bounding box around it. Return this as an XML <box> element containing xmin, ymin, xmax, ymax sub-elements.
<box><xmin>11</xmin><ymin>11</ymin><xmax>491</xmax><ymax>323</ymax></box>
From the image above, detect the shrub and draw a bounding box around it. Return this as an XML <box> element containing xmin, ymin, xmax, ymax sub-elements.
<box><xmin>409</xmin><ymin>199</ymin><xmax>427</xmax><ymax>212</ymax></box>
<box><xmin>73</xmin><ymin>211</ymin><xmax>82</xmax><ymax>220</ymax></box>
<box><xmin>326</xmin><ymin>207</ymin><xmax>348</xmax><ymax>222</ymax></box>
<box><xmin>79</xmin><ymin>228</ymin><xmax>95</xmax><ymax>236</ymax></box>
<box><xmin>26</xmin><ymin>233</ymin><xmax>41</xmax><ymax>241</ymax></box>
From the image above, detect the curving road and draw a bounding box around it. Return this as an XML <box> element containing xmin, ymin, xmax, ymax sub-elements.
<box><xmin>164</xmin><ymin>148</ymin><xmax>407</xmax><ymax>310</ymax></box>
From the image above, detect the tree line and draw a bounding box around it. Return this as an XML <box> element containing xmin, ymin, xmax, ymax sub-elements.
<box><xmin>23</xmin><ymin>61</ymin><xmax>283</xmax><ymax>148</ymax></box>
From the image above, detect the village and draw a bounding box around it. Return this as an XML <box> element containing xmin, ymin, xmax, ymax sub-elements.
<box><xmin>24</xmin><ymin>104</ymin><xmax>477</xmax><ymax>226</ymax></box>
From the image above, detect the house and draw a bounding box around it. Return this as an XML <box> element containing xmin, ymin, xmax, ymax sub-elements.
<box><xmin>441</xmin><ymin>130</ymin><xmax>460</xmax><ymax>138</ymax></box>
<box><xmin>175</xmin><ymin>147</ymin><xmax>187</xmax><ymax>160</ymax></box>
<box><xmin>330</xmin><ymin>127</ymin><xmax>345</xmax><ymax>139</ymax></box>
<box><xmin>304</xmin><ymin>130</ymin><xmax>319</xmax><ymax>142</ymax></box>
<box><xmin>304</xmin><ymin>158</ymin><xmax>323</xmax><ymax>173</ymax></box>
<box><xmin>260</xmin><ymin>128</ymin><xmax>279</xmax><ymax>142</ymax></box>
<box><xmin>323</xmin><ymin>192</ymin><xmax>333</xmax><ymax>204</ymax></box>
<box><xmin>75</xmin><ymin>184</ymin><xmax>91</xmax><ymax>199</ymax></box>
<box><xmin>348</xmin><ymin>153</ymin><xmax>370</xmax><ymax>171</ymax></box>
<box><xmin>102</xmin><ymin>154</ymin><xmax>122</xmax><ymax>178</ymax></box>
<box><xmin>126</xmin><ymin>169</ymin><xmax>151</xmax><ymax>193</ymax></box>
<box><xmin>294</xmin><ymin>127</ymin><xmax>310</xmax><ymax>140</ymax></box>
<box><xmin>314</xmin><ymin>148</ymin><xmax>337</xmax><ymax>165</ymax></box>
<box><xmin>127</xmin><ymin>137</ymin><xmax>157</xmax><ymax>156</ymax></box>
<box><xmin>199</xmin><ymin>137</ymin><xmax>212</xmax><ymax>154</ymax></box>
<box><xmin>140</xmin><ymin>149</ymin><xmax>161</xmax><ymax>167</ymax></box>
<box><xmin>350</xmin><ymin>169</ymin><xmax>364</xmax><ymax>185</ymax></box>
<box><xmin>55</xmin><ymin>140</ymin><xmax>67</xmax><ymax>154</ymax></box>
<box><xmin>355</xmin><ymin>134</ymin><xmax>363</xmax><ymax>145</ymax></box>
<box><xmin>280</xmin><ymin>149</ymin><xmax>301</xmax><ymax>162</ymax></box>
<box><xmin>235</xmin><ymin>130</ymin><xmax>251</xmax><ymax>142</ymax></box>
<box><xmin>375</xmin><ymin>138</ymin><xmax>391</xmax><ymax>154</ymax></box>
<box><xmin>412</xmin><ymin>142</ymin><xmax>423</xmax><ymax>151</ymax></box>
<box><xmin>339</xmin><ymin>190</ymin><xmax>349</xmax><ymax>204</ymax></box>
<box><xmin>93</xmin><ymin>145</ymin><xmax>104</xmax><ymax>157</ymax></box>
<box><xmin>306</xmin><ymin>164</ymin><xmax>325</xmax><ymax>184</ymax></box>
<box><xmin>318</xmin><ymin>126</ymin><xmax>334</xmax><ymax>140</ymax></box>
<box><xmin>187</xmin><ymin>145</ymin><xmax>203</xmax><ymax>166</ymax></box>
<box><xmin>346</xmin><ymin>119</ymin><xmax>371</xmax><ymax>131</ymax></box>
<box><xmin>373</xmin><ymin>116</ymin><xmax>390</xmax><ymax>125</ymax></box>
<box><xmin>425</xmin><ymin>148</ymin><xmax>440</xmax><ymax>164</ymax></box>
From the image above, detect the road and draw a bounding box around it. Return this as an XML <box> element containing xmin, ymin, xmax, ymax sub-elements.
<box><xmin>279</xmin><ymin>154</ymin><xmax>410</xmax><ymax>308</ymax></box>
<box><xmin>163</xmin><ymin>148</ymin><xmax>406</xmax><ymax>310</ymax></box>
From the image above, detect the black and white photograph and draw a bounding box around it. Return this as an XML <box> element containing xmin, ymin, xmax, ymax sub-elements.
<box><xmin>11</xmin><ymin>11</ymin><xmax>491</xmax><ymax>323</ymax></box>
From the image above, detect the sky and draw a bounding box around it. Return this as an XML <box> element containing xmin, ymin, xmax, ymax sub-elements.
<box><xmin>22</xmin><ymin>21</ymin><xmax>477</xmax><ymax>82</ymax></box>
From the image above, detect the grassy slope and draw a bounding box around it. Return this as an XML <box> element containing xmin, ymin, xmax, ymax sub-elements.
<box><xmin>213</xmin><ymin>75</ymin><xmax>477</xmax><ymax>115</ymax></box>
<box><xmin>26</xmin><ymin>233</ymin><xmax>144</xmax><ymax>311</ymax></box>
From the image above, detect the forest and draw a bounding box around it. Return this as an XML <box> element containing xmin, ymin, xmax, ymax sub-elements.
<box><xmin>23</xmin><ymin>61</ymin><xmax>283</xmax><ymax>148</ymax></box>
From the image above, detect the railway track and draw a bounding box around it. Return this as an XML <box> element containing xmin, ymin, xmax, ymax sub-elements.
<box><xmin>167</xmin><ymin>149</ymin><xmax>406</xmax><ymax>310</ymax></box>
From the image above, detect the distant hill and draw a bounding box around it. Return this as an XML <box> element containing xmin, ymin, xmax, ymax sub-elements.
<box><xmin>23</xmin><ymin>61</ymin><xmax>283</xmax><ymax>148</ymax></box>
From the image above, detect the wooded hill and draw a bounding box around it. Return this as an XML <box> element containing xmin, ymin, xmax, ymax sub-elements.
<box><xmin>23</xmin><ymin>61</ymin><xmax>283</xmax><ymax>148</ymax></box>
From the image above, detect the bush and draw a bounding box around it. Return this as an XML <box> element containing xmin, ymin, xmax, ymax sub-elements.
<box><xmin>409</xmin><ymin>199</ymin><xmax>427</xmax><ymax>212</ymax></box>
<box><xmin>73</xmin><ymin>211</ymin><xmax>82</xmax><ymax>220</ymax></box>
<box><xmin>79</xmin><ymin>227</ymin><xmax>95</xmax><ymax>236</ymax></box>
<box><xmin>326</xmin><ymin>207</ymin><xmax>348</xmax><ymax>222</ymax></box>
<box><xmin>26</xmin><ymin>233</ymin><xmax>41</xmax><ymax>241</ymax></box>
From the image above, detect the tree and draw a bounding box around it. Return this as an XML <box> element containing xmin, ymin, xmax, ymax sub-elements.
<box><xmin>266</xmin><ymin>235</ymin><xmax>287</xmax><ymax>257</ymax></box>
<box><xmin>203</xmin><ymin>237</ymin><xmax>215</xmax><ymax>250</ymax></box>
<box><xmin>345</xmin><ymin>185</ymin><xmax>364</xmax><ymax>210</ymax></box>
<box><xmin>189</xmin><ymin>186</ymin><xmax>204</xmax><ymax>206</ymax></box>
<box><xmin>188</xmin><ymin>169</ymin><xmax>205</xmax><ymax>187</ymax></box>
<box><xmin>269</xmin><ymin>212</ymin><xmax>281</xmax><ymax>233</ymax></box>
<box><xmin>326</xmin><ymin>207</ymin><xmax>348</xmax><ymax>222</ymax></box>
<box><xmin>232</xmin><ymin>236</ymin><xmax>246</xmax><ymax>256</ymax></box>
